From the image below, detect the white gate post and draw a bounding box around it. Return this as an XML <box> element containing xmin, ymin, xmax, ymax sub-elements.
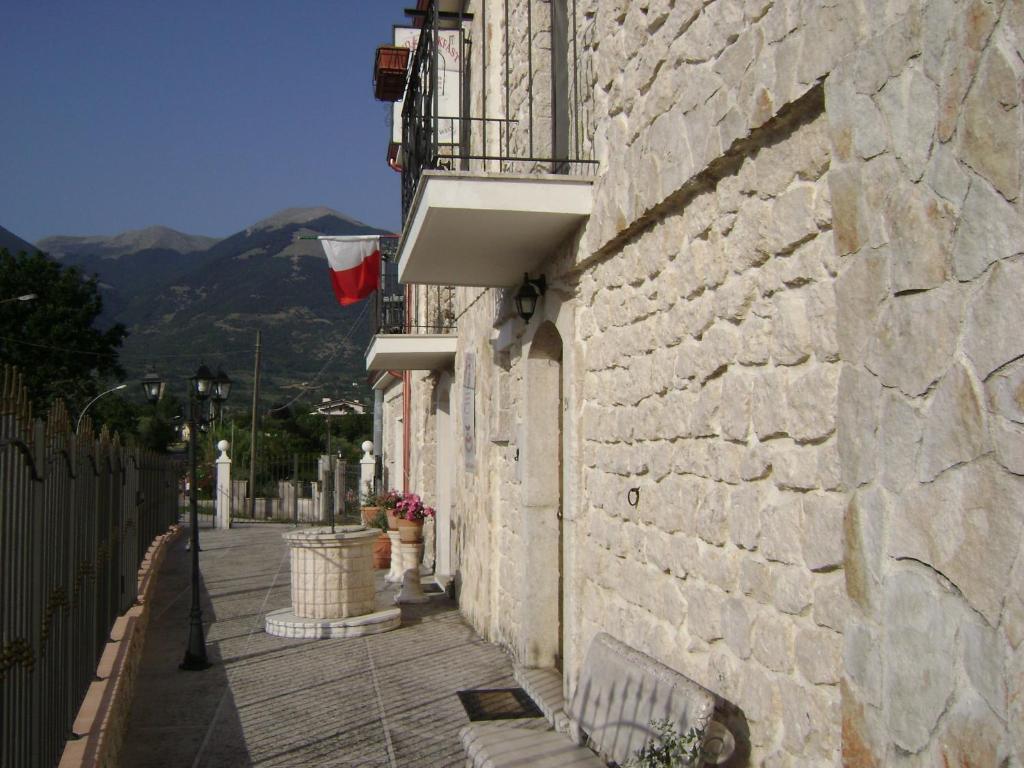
<box><xmin>216</xmin><ymin>440</ymin><xmax>232</xmax><ymax>530</ymax></box>
<box><xmin>360</xmin><ymin>440</ymin><xmax>375</xmax><ymax>499</ymax></box>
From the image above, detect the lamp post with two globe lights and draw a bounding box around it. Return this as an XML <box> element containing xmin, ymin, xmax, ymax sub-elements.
<box><xmin>141</xmin><ymin>364</ymin><xmax>231</xmax><ymax>670</ymax></box>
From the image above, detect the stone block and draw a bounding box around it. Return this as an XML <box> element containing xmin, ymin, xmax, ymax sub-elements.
<box><xmin>694</xmin><ymin>482</ymin><xmax>729</xmax><ymax>545</ymax></box>
<box><xmin>918</xmin><ymin>360</ymin><xmax>987</xmax><ymax>482</ymax></box>
<box><xmin>883</xmin><ymin>566</ymin><xmax>962</xmax><ymax>753</ymax></box>
<box><xmin>771</xmin><ymin>444</ymin><xmax>818</xmax><ymax>492</ymax></box>
<box><xmin>959</xmin><ymin>41</ymin><xmax>1021</xmax><ymax>201</ymax></box>
<box><xmin>961</xmin><ymin>615</ymin><xmax>1007</xmax><ymax>720</ymax></box>
<box><xmin>786</xmin><ymin>366</ymin><xmax>839</xmax><ymax>443</ymax></box>
<box><xmin>794</xmin><ymin>625</ymin><xmax>841</xmax><ymax>685</ymax></box>
<box><xmin>885</xmin><ymin>180</ymin><xmax>955</xmax><ymax>292</ymax></box>
<box><xmin>728</xmin><ymin>483</ymin><xmax>762</xmax><ymax>550</ymax></box>
<box><xmin>866</xmin><ymin>284</ymin><xmax>964</xmax><ymax>397</ymax></box>
<box><xmin>685</xmin><ymin>582</ymin><xmax>724</xmax><ymax>642</ymax></box>
<box><xmin>844</xmin><ymin>488</ymin><xmax>887</xmax><ymax>613</ymax></box>
<box><xmin>837</xmin><ymin>366</ymin><xmax>881</xmax><ymax>489</ymax></box>
<box><xmin>811</xmin><ymin>572</ymin><xmax>847</xmax><ymax>632</ymax></box>
<box><xmin>953</xmin><ymin>178</ymin><xmax>1024</xmax><ymax>281</ymax></box>
<box><xmin>759</xmin><ymin>491</ymin><xmax>803</xmax><ymax>565</ymax></box>
<box><xmin>806</xmin><ymin>280</ymin><xmax>839</xmax><ymax>363</ymax></box>
<box><xmin>876</xmin><ymin>65</ymin><xmax>937</xmax><ymax>182</ymax></box>
<box><xmin>771</xmin><ymin>563</ymin><xmax>812</xmax><ymax>616</ymax></box>
<box><xmin>964</xmin><ymin>258</ymin><xmax>1024</xmax><ymax>379</ymax></box>
<box><xmin>889</xmin><ymin>457</ymin><xmax>1024</xmax><ymax>625</ymax></box>
<box><xmin>739</xmin><ymin>557</ymin><xmax>772</xmax><ymax>606</ymax></box>
<box><xmin>844</xmin><ymin>619</ymin><xmax>882</xmax><ymax>707</ymax></box>
<box><xmin>931</xmin><ymin>689</ymin><xmax>1010</xmax><ymax>768</ymax></box>
<box><xmin>721</xmin><ymin>597</ymin><xmax>752</xmax><ymax>658</ymax></box>
<box><xmin>829</xmin><ymin>163</ymin><xmax>869</xmax><ymax>256</ymax></box>
<box><xmin>800</xmin><ymin>493</ymin><xmax>844</xmax><ymax>573</ymax></box>
<box><xmin>878</xmin><ymin>390</ymin><xmax>922</xmax><ymax>493</ymax></box>
<box><xmin>834</xmin><ymin>248</ymin><xmax>889</xmax><ymax>365</ymax></box>
<box><xmin>752</xmin><ymin>608</ymin><xmax>794</xmax><ymax>673</ymax></box>
<box><xmin>752</xmin><ymin>368</ymin><xmax>788</xmax><ymax>440</ymax></box>
<box><xmin>770</xmin><ymin>291</ymin><xmax>811</xmax><ymax>366</ymax></box>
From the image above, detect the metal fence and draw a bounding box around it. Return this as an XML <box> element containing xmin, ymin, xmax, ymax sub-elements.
<box><xmin>0</xmin><ymin>366</ymin><xmax>178</xmax><ymax>768</ymax></box>
<box><xmin>232</xmin><ymin>452</ymin><xmax>363</xmax><ymax>527</ymax></box>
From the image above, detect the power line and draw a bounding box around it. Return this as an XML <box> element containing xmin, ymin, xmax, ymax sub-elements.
<box><xmin>269</xmin><ymin>300</ymin><xmax>370</xmax><ymax>412</ymax></box>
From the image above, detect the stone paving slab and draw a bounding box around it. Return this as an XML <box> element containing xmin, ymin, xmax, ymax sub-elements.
<box><xmin>120</xmin><ymin>524</ymin><xmax>517</xmax><ymax>767</ymax></box>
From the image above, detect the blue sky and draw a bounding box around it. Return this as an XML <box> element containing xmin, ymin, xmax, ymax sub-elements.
<box><xmin>1</xmin><ymin>2</ymin><xmax>405</xmax><ymax>242</ymax></box>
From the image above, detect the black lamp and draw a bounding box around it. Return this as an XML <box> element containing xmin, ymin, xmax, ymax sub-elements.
<box><xmin>212</xmin><ymin>369</ymin><xmax>232</xmax><ymax>402</ymax></box>
<box><xmin>140</xmin><ymin>363</ymin><xmax>231</xmax><ymax>672</ymax></box>
<box><xmin>141</xmin><ymin>370</ymin><xmax>164</xmax><ymax>404</ymax></box>
<box><xmin>190</xmin><ymin>364</ymin><xmax>214</xmax><ymax>401</ymax></box>
<box><xmin>514</xmin><ymin>273</ymin><xmax>547</xmax><ymax>322</ymax></box>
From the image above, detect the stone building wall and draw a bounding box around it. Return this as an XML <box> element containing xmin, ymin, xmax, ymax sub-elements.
<box><xmin>827</xmin><ymin>2</ymin><xmax>1024</xmax><ymax>764</ymax></box>
<box><xmin>575</xmin><ymin>105</ymin><xmax>841</xmax><ymax>763</ymax></box>
<box><xmin>400</xmin><ymin>0</ymin><xmax>1023</xmax><ymax>764</ymax></box>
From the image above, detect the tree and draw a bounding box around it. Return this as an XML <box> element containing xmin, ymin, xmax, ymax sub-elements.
<box><xmin>0</xmin><ymin>249</ymin><xmax>127</xmax><ymax>416</ymax></box>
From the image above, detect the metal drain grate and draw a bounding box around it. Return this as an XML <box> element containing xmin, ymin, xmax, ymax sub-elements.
<box><xmin>457</xmin><ymin>688</ymin><xmax>545</xmax><ymax>721</ymax></box>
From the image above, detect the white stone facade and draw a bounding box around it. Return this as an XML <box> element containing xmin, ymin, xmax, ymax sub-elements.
<box><xmin>386</xmin><ymin>1</ymin><xmax>1024</xmax><ymax>764</ymax></box>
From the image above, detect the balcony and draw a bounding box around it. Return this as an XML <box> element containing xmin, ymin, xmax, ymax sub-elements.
<box><xmin>365</xmin><ymin>255</ymin><xmax>457</xmax><ymax>372</ymax></box>
<box><xmin>387</xmin><ymin>0</ymin><xmax>597</xmax><ymax>288</ymax></box>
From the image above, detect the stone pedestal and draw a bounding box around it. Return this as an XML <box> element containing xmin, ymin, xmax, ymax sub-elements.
<box><xmin>385</xmin><ymin>531</ymin><xmax>405</xmax><ymax>583</ymax></box>
<box><xmin>395</xmin><ymin>542</ymin><xmax>429</xmax><ymax>604</ymax></box>
<box><xmin>215</xmin><ymin>441</ymin><xmax>231</xmax><ymax>530</ymax></box>
<box><xmin>265</xmin><ymin>525</ymin><xmax>401</xmax><ymax>639</ymax></box>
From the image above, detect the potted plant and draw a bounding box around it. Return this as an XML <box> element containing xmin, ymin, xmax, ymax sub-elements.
<box><xmin>369</xmin><ymin>508</ymin><xmax>391</xmax><ymax>569</ymax></box>
<box><xmin>360</xmin><ymin>487</ymin><xmax>383</xmax><ymax>526</ymax></box>
<box><xmin>626</xmin><ymin>720</ymin><xmax>708</xmax><ymax>767</ymax></box>
<box><xmin>380</xmin><ymin>490</ymin><xmax>403</xmax><ymax>530</ymax></box>
<box><xmin>394</xmin><ymin>492</ymin><xmax>435</xmax><ymax>543</ymax></box>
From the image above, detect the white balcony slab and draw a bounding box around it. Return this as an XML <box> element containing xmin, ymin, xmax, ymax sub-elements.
<box><xmin>398</xmin><ymin>171</ymin><xmax>593</xmax><ymax>287</ymax></box>
<box><xmin>366</xmin><ymin>333</ymin><xmax>458</xmax><ymax>371</ymax></box>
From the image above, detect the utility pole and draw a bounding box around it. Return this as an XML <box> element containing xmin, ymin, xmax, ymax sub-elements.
<box><xmin>248</xmin><ymin>330</ymin><xmax>262</xmax><ymax>519</ymax></box>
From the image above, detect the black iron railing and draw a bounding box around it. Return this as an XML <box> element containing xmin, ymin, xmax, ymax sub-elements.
<box><xmin>0</xmin><ymin>366</ymin><xmax>178</xmax><ymax>768</ymax></box>
<box><xmin>400</xmin><ymin>0</ymin><xmax>597</xmax><ymax>220</ymax></box>
<box><xmin>371</xmin><ymin>240</ymin><xmax>455</xmax><ymax>336</ymax></box>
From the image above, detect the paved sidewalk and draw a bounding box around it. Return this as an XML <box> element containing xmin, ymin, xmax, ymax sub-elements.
<box><xmin>121</xmin><ymin>524</ymin><xmax>516</xmax><ymax>767</ymax></box>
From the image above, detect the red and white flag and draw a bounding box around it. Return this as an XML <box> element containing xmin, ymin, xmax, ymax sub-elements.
<box><xmin>318</xmin><ymin>236</ymin><xmax>381</xmax><ymax>306</ymax></box>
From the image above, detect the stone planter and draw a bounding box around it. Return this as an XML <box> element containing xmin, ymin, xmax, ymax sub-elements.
<box><xmin>371</xmin><ymin>532</ymin><xmax>391</xmax><ymax>569</ymax></box>
<box><xmin>284</xmin><ymin>526</ymin><xmax>379</xmax><ymax>619</ymax></box>
<box><xmin>397</xmin><ymin>519</ymin><xmax>424</xmax><ymax>543</ymax></box>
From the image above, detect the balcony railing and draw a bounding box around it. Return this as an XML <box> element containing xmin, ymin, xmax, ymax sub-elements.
<box><xmin>399</xmin><ymin>0</ymin><xmax>597</xmax><ymax>221</ymax></box>
<box><xmin>372</xmin><ymin>243</ymin><xmax>456</xmax><ymax>336</ymax></box>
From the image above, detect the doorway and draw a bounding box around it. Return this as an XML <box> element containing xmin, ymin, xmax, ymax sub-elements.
<box><xmin>523</xmin><ymin>322</ymin><xmax>564</xmax><ymax>669</ymax></box>
<box><xmin>435</xmin><ymin>372</ymin><xmax>454</xmax><ymax>584</ymax></box>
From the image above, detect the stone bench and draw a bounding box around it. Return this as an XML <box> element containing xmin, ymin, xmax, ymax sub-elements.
<box><xmin>460</xmin><ymin>632</ymin><xmax>737</xmax><ymax>767</ymax></box>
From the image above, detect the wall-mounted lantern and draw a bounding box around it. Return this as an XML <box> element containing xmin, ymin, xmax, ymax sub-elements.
<box><xmin>514</xmin><ymin>273</ymin><xmax>547</xmax><ymax>323</ymax></box>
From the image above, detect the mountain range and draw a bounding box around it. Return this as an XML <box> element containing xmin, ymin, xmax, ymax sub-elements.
<box><xmin>8</xmin><ymin>207</ymin><xmax>393</xmax><ymax>410</ymax></box>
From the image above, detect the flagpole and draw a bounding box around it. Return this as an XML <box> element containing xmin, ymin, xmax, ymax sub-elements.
<box><xmin>296</xmin><ymin>234</ymin><xmax>400</xmax><ymax>240</ymax></box>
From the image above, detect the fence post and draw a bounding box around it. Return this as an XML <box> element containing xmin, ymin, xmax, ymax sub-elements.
<box><xmin>292</xmin><ymin>453</ymin><xmax>299</xmax><ymax>524</ymax></box>
<box><xmin>360</xmin><ymin>440</ymin><xmax>375</xmax><ymax>498</ymax></box>
<box><xmin>215</xmin><ymin>440</ymin><xmax>232</xmax><ymax>530</ymax></box>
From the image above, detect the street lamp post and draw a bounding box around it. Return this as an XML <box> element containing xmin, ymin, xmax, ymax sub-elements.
<box><xmin>75</xmin><ymin>383</ymin><xmax>127</xmax><ymax>433</ymax></box>
<box><xmin>142</xmin><ymin>364</ymin><xmax>231</xmax><ymax>671</ymax></box>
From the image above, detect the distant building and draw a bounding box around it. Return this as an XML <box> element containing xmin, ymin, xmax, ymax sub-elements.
<box><xmin>368</xmin><ymin>1</ymin><xmax>1024</xmax><ymax>764</ymax></box>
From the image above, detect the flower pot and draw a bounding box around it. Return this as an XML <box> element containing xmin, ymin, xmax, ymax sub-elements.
<box><xmin>372</xmin><ymin>532</ymin><xmax>391</xmax><ymax>569</ymax></box>
<box><xmin>397</xmin><ymin>518</ymin><xmax>424</xmax><ymax>543</ymax></box>
<box><xmin>360</xmin><ymin>506</ymin><xmax>381</xmax><ymax>526</ymax></box>
<box><xmin>385</xmin><ymin>508</ymin><xmax>401</xmax><ymax>531</ymax></box>
<box><xmin>374</xmin><ymin>45</ymin><xmax>411</xmax><ymax>101</ymax></box>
